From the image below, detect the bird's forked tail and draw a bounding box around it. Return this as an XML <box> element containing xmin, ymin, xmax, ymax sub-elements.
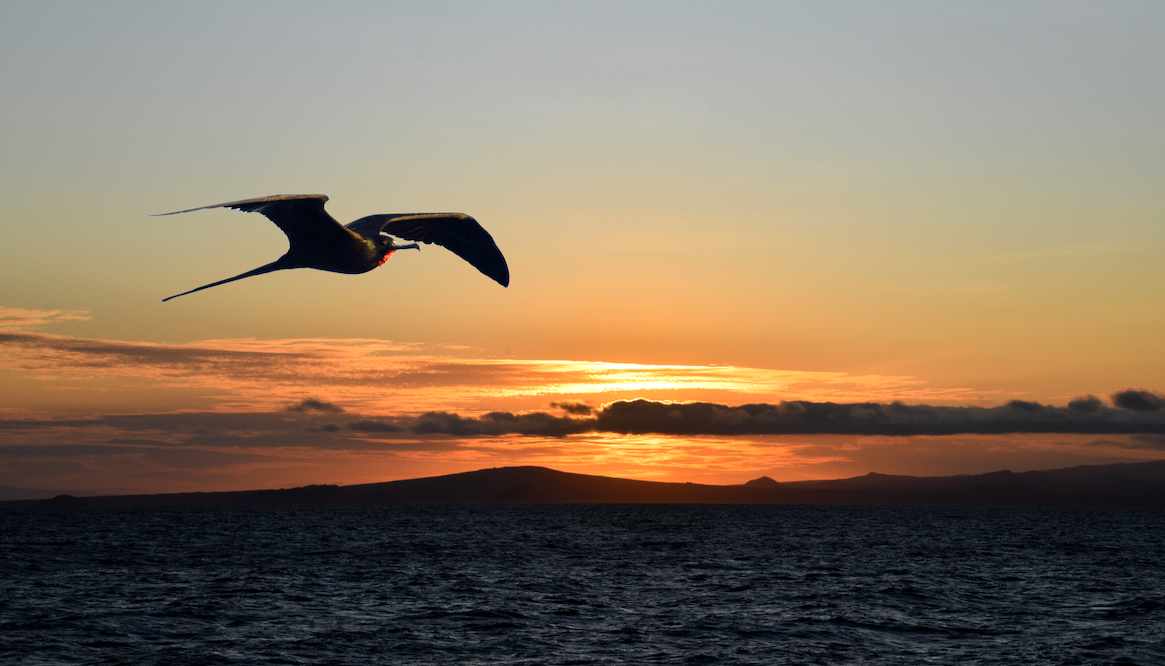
<box><xmin>162</xmin><ymin>261</ymin><xmax>287</xmax><ymax>302</ymax></box>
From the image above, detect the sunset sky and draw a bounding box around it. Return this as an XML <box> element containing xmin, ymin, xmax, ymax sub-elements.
<box><xmin>3</xmin><ymin>1</ymin><xmax>1164</xmax><ymax>494</ymax></box>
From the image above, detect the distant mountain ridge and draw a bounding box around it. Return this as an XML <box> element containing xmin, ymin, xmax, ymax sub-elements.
<box><xmin>3</xmin><ymin>460</ymin><xmax>1164</xmax><ymax>509</ymax></box>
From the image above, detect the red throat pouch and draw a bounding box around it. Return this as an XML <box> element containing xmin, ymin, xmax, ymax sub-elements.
<box><xmin>377</xmin><ymin>250</ymin><xmax>395</xmax><ymax>267</ymax></box>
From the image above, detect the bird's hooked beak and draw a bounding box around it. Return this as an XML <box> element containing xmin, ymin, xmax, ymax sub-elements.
<box><xmin>377</xmin><ymin>241</ymin><xmax>420</xmax><ymax>267</ymax></box>
<box><xmin>378</xmin><ymin>233</ymin><xmax>420</xmax><ymax>253</ymax></box>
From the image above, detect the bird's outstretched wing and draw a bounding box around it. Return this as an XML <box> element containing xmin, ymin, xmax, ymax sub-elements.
<box><xmin>151</xmin><ymin>194</ymin><xmax>359</xmax><ymax>250</ymax></box>
<box><xmin>348</xmin><ymin>213</ymin><xmax>510</xmax><ymax>287</ymax></box>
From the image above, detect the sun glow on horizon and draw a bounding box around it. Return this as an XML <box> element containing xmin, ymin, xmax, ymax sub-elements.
<box><xmin>0</xmin><ymin>315</ymin><xmax>1003</xmax><ymax>421</ymax></box>
<box><xmin>5</xmin><ymin>311</ymin><xmax>1161</xmax><ymax>493</ymax></box>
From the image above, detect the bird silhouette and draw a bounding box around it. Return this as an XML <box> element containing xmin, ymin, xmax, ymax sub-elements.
<box><xmin>152</xmin><ymin>194</ymin><xmax>508</xmax><ymax>301</ymax></box>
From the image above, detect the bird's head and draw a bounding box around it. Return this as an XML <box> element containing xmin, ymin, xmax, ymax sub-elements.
<box><xmin>376</xmin><ymin>233</ymin><xmax>420</xmax><ymax>252</ymax></box>
<box><xmin>373</xmin><ymin>236</ymin><xmax>420</xmax><ymax>267</ymax></box>
<box><xmin>374</xmin><ymin>234</ymin><xmax>420</xmax><ymax>268</ymax></box>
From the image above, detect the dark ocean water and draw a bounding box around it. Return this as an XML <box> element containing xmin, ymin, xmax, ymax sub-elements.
<box><xmin>1</xmin><ymin>505</ymin><xmax>1163</xmax><ymax>665</ymax></box>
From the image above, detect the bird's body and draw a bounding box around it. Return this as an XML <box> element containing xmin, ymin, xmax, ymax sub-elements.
<box><xmin>152</xmin><ymin>194</ymin><xmax>508</xmax><ymax>301</ymax></box>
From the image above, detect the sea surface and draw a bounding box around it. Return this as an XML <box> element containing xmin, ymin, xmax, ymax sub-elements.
<box><xmin>2</xmin><ymin>504</ymin><xmax>1163</xmax><ymax>665</ymax></box>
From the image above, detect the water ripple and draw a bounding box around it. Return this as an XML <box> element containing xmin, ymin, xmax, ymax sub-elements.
<box><xmin>2</xmin><ymin>505</ymin><xmax>1163</xmax><ymax>664</ymax></box>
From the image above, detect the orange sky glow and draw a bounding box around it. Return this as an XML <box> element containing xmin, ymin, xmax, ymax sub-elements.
<box><xmin>3</xmin><ymin>307</ymin><xmax>1162</xmax><ymax>494</ymax></box>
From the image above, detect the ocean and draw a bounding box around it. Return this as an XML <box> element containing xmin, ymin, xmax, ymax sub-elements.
<box><xmin>2</xmin><ymin>504</ymin><xmax>1162</xmax><ymax>664</ymax></box>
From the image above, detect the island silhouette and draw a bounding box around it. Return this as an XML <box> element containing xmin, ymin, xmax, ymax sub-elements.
<box><xmin>5</xmin><ymin>461</ymin><xmax>1164</xmax><ymax>509</ymax></box>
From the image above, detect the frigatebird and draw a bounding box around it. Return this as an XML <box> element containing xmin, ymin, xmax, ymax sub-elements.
<box><xmin>153</xmin><ymin>194</ymin><xmax>509</xmax><ymax>301</ymax></box>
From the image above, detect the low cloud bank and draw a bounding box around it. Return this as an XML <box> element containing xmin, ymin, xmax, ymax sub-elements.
<box><xmin>5</xmin><ymin>393</ymin><xmax>1165</xmax><ymax>491</ymax></box>
<box><xmin>587</xmin><ymin>396</ymin><xmax>1165</xmax><ymax>436</ymax></box>
<box><xmin>1111</xmin><ymin>390</ymin><xmax>1165</xmax><ymax>413</ymax></box>
<box><xmin>288</xmin><ymin>399</ymin><xmax>344</xmax><ymax>413</ymax></box>
<box><xmin>4</xmin><ymin>393</ymin><xmax>1164</xmax><ymax>443</ymax></box>
<box><xmin>408</xmin><ymin>391</ymin><xmax>1165</xmax><ymax>438</ymax></box>
<box><xmin>551</xmin><ymin>402</ymin><xmax>595</xmax><ymax>416</ymax></box>
<box><xmin>413</xmin><ymin>411</ymin><xmax>591</xmax><ymax>437</ymax></box>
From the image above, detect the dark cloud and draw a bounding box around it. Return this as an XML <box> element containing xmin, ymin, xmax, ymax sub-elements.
<box><xmin>1111</xmin><ymin>390</ymin><xmax>1165</xmax><ymax>413</ymax></box>
<box><xmin>0</xmin><ymin>331</ymin><xmax>300</xmax><ymax>366</ymax></box>
<box><xmin>5</xmin><ymin>392</ymin><xmax>1165</xmax><ymax>450</ymax></box>
<box><xmin>1006</xmin><ymin>400</ymin><xmax>1043</xmax><ymax>412</ymax></box>
<box><xmin>411</xmin><ymin>412</ymin><xmax>479</xmax><ymax>436</ymax></box>
<box><xmin>394</xmin><ymin>395</ymin><xmax>1150</xmax><ymax>438</ymax></box>
<box><xmin>589</xmin><ymin>398</ymin><xmax>1165</xmax><ymax>437</ymax></box>
<box><xmin>478</xmin><ymin>411</ymin><xmax>594</xmax><ymax>437</ymax></box>
<box><xmin>348</xmin><ymin>420</ymin><xmax>402</xmax><ymax>433</ymax></box>
<box><xmin>1086</xmin><ymin>435</ymin><xmax>1165</xmax><ymax>450</ymax></box>
<box><xmin>551</xmin><ymin>402</ymin><xmax>594</xmax><ymax>416</ymax></box>
<box><xmin>1068</xmin><ymin>396</ymin><xmax>1104</xmax><ymax>413</ymax></box>
<box><xmin>287</xmin><ymin>399</ymin><xmax>344</xmax><ymax>413</ymax></box>
<box><xmin>413</xmin><ymin>411</ymin><xmax>592</xmax><ymax>437</ymax></box>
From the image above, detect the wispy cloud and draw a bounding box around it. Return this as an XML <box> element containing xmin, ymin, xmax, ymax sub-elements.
<box><xmin>0</xmin><ymin>323</ymin><xmax>994</xmax><ymax>417</ymax></box>
<box><xmin>0</xmin><ymin>306</ymin><xmax>91</xmax><ymax>330</ymax></box>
